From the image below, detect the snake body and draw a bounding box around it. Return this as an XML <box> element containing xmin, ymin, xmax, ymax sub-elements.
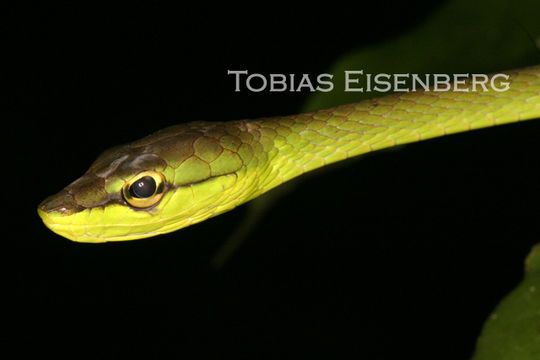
<box><xmin>38</xmin><ymin>66</ymin><xmax>540</xmax><ymax>242</ymax></box>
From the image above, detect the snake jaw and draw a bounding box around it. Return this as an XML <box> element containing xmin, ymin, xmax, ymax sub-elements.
<box><xmin>37</xmin><ymin>208</ymin><xmax>98</xmax><ymax>243</ymax></box>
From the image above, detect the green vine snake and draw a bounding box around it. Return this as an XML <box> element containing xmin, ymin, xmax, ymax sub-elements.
<box><xmin>38</xmin><ymin>66</ymin><xmax>540</xmax><ymax>242</ymax></box>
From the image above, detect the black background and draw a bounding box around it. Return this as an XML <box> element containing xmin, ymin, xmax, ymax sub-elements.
<box><xmin>5</xmin><ymin>1</ymin><xmax>540</xmax><ymax>358</ymax></box>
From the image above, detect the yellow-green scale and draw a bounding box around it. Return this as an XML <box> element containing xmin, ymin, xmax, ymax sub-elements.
<box><xmin>250</xmin><ymin>66</ymin><xmax>540</xmax><ymax>195</ymax></box>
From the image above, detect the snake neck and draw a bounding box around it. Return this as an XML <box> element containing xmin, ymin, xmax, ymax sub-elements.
<box><xmin>246</xmin><ymin>66</ymin><xmax>540</xmax><ymax>194</ymax></box>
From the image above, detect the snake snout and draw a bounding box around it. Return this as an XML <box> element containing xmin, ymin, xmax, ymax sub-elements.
<box><xmin>38</xmin><ymin>189</ymin><xmax>81</xmax><ymax>216</ymax></box>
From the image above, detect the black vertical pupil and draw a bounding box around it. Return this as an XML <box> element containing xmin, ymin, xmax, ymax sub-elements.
<box><xmin>130</xmin><ymin>176</ymin><xmax>156</xmax><ymax>198</ymax></box>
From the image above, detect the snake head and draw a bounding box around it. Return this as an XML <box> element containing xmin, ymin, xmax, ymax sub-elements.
<box><xmin>38</xmin><ymin>123</ymin><xmax>254</xmax><ymax>242</ymax></box>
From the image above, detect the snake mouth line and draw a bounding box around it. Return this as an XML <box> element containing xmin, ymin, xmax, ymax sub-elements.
<box><xmin>37</xmin><ymin>208</ymin><xmax>162</xmax><ymax>243</ymax></box>
<box><xmin>37</xmin><ymin>204</ymin><xmax>210</xmax><ymax>243</ymax></box>
<box><xmin>38</xmin><ymin>209</ymin><xmax>102</xmax><ymax>243</ymax></box>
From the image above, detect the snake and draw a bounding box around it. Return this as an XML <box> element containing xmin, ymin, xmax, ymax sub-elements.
<box><xmin>38</xmin><ymin>66</ymin><xmax>540</xmax><ymax>243</ymax></box>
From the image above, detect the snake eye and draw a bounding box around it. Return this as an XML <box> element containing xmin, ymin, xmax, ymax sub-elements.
<box><xmin>130</xmin><ymin>176</ymin><xmax>156</xmax><ymax>198</ymax></box>
<box><xmin>122</xmin><ymin>171</ymin><xmax>166</xmax><ymax>208</ymax></box>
